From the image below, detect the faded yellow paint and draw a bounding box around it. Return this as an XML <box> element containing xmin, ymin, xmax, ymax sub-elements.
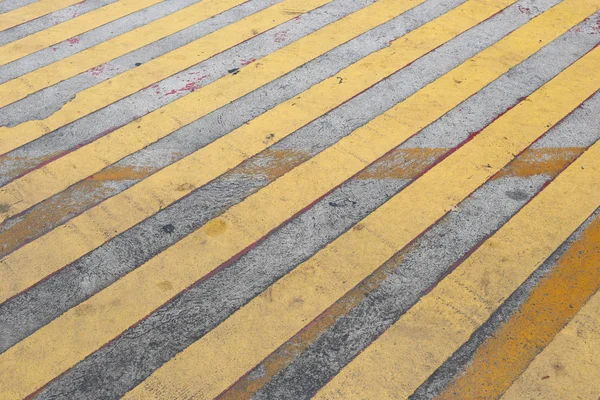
<box><xmin>0</xmin><ymin>0</ymin><xmax>169</xmax><ymax>66</ymax></box>
<box><xmin>501</xmin><ymin>290</ymin><xmax>600</xmax><ymax>400</ymax></box>
<box><xmin>220</xmin><ymin>145</ymin><xmax>590</xmax><ymax>399</ymax></box>
<box><xmin>0</xmin><ymin>6</ymin><xmax>597</xmax><ymax>397</ymax></box>
<box><xmin>0</xmin><ymin>144</ymin><xmax>583</xmax><ymax>260</ymax></box>
<box><xmin>356</xmin><ymin>148</ymin><xmax>447</xmax><ymax>180</ymax></box>
<box><xmin>494</xmin><ymin>146</ymin><xmax>584</xmax><ymax>179</ymax></box>
<box><xmin>0</xmin><ymin>0</ymin><xmax>331</xmax><ymax>140</ymax></box>
<box><xmin>0</xmin><ymin>0</ymin><xmax>252</xmax><ymax>107</ymax></box>
<box><xmin>436</xmin><ymin>213</ymin><xmax>600</xmax><ymax>400</ymax></box>
<box><xmin>315</xmin><ymin>135</ymin><xmax>600</xmax><ymax>399</ymax></box>
<box><xmin>0</xmin><ymin>0</ymin><xmax>85</xmax><ymax>32</ymax></box>
<box><xmin>0</xmin><ymin>180</ymin><xmax>117</xmax><ymax>258</ymax></box>
<box><xmin>219</xmin><ymin>249</ymin><xmax>412</xmax><ymax>400</ymax></box>
<box><xmin>0</xmin><ymin>0</ymin><xmax>518</xmax><ymax>298</ymax></box>
<box><xmin>0</xmin><ymin>0</ymin><xmax>434</xmax><ymax>203</ymax></box>
<box><xmin>235</xmin><ymin>149</ymin><xmax>313</xmax><ymax>181</ymax></box>
<box><xmin>122</xmin><ymin>43</ymin><xmax>600</xmax><ymax>399</ymax></box>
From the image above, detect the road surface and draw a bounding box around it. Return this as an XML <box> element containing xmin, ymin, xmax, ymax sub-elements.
<box><xmin>0</xmin><ymin>0</ymin><xmax>600</xmax><ymax>398</ymax></box>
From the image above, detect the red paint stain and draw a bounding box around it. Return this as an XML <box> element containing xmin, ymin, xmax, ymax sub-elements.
<box><xmin>67</xmin><ymin>37</ymin><xmax>80</xmax><ymax>46</ymax></box>
<box><xmin>72</xmin><ymin>1</ymin><xmax>85</xmax><ymax>18</ymax></box>
<box><xmin>89</xmin><ymin>65</ymin><xmax>105</xmax><ymax>76</ymax></box>
<box><xmin>274</xmin><ymin>30</ymin><xmax>288</xmax><ymax>43</ymax></box>
<box><xmin>88</xmin><ymin>64</ymin><xmax>119</xmax><ymax>77</ymax></box>
<box><xmin>241</xmin><ymin>58</ymin><xmax>256</xmax><ymax>66</ymax></box>
<box><xmin>161</xmin><ymin>73</ymin><xmax>210</xmax><ymax>96</ymax></box>
<box><xmin>594</xmin><ymin>16</ymin><xmax>600</xmax><ymax>34</ymax></box>
<box><xmin>518</xmin><ymin>5</ymin><xmax>531</xmax><ymax>14</ymax></box>
<box><xmin>575</xmin><ymin>16</ymin><xmax>600</xmax><ymax>34</ymax></box>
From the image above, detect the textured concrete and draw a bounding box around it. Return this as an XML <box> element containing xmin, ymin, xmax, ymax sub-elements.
<box><xmin>1</xmin><ymin>0</ymin><xmax>600</xmax><ymax>398</ymax></box>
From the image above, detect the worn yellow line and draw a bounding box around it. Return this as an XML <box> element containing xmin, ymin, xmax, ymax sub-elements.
<box><xmin>0</xmin><ymin>0</ymin><xmax>431</xmax><ymax>221</ymax></box>
<box><xmin>0</xmin><ymin>0</ymin><xmax>589</xmax><ymax>223</ymax></box>
<box><xmin>435</xmin><ymin>213</ymin><xmax>600</xmax><ymax>400</ymax></box>
<box><xmin>116</xmin><ymin>33</ymin><xmax>600</xmax><ymax>400</ymax></box>
<box><xmin>0</xmin><ymin>5</ymin><xmax>596</xmax><ymax>398</ymax></box>
<box><xmin>0</xmin><ymin>0</ymin><xmax>84</xmax><ymax>32</ymax></box>
<box><xmin>0</xmin><ymin>0</ymin><xmax>539</xmax><ymax>305</ymax></box>
<box><xmin>217</xmin><ymin>147</ymin><xmax>589</xmax><ymax>400</ymax></box>
<box><xmin>0</xmin><ymin>0</ymin><xmax>515</xmax><ymax>305</ymax></box>
<box><xmin>0</xmin><ymin>0</ymin><xmax>249</xmax><ymax>107</ymax></box>
<box><xmin>0</xmin><ymin>0</ymin><xmax>327</xmax><ymax>113</ymax></box>
<box><xmin>315</xmin><ymin>130</ymin><xmax>600</xmax><ymax>399</ymax></box>
<box><xmin>501</xmin><ymin>288</ymin><xmax>600</xmax><ymax>400</ymax></box>
<box><xmin>0</xmin><ymin>0</ymin><xmax>169</xmax><ymax>66</ymax></box>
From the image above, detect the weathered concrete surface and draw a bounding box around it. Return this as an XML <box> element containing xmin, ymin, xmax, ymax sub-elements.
<box><xmin>1</xmin><ymin>0</ymin><xmax>599</xmax><ymax>398</ymax></box>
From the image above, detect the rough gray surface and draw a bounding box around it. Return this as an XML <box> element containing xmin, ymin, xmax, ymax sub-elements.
<box><xmin>411</xmin><ymin>205</ymin><xmax>600</xmax><ymax>399</ymax></box>
<box><xmin>255</xmin><ymin>176</ymin><xmax>550</xmax><ymax>400</ymax></box>
<box><xmin>0</xmin><ymin>0</ymin><xmax>376</xmax><ymax>181</ymax></box>
<box><xmin>1</xmin><ymin>0</ymin><xmax>568</xmax><ymax>350</ymax></box>
<box><xmin>2</xmin><ymin>0</ymin><xmax>599</xmax><ymax>398</ymax></box>
<box><xmin>14</xmin><ymin>2</ymin><xmax>599</xmax><ymax>398</ymax></box>
<box><xmin>0</xmin><ymin>0</ymin><xmax>218</xmax><ymax>75</ymax></box>
<box><xmin>1</xmin><ymin>0</ymin><xmax>472</xmax><ymax>347</ymax></box>
<box><xmin>0</xmin><ymin>0</ymin><xmax>40</xmax><ymax>13</ymax></box>
<box><xmin>253</xmin><ymin>94</ymin><xmax>600</xmax><ymax>400</ymax></box>
<box><xmin>0</xmin><ymin>0</ymin><xmax>465</xmax><ymax>234</ymax></box>
<box><xmin>0</xmin><ymin>0</ymin><xmax>119</xmax><ymax>46</ymax></box>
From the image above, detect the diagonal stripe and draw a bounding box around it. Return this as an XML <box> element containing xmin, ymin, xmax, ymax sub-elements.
<box><xmin>0</xmin><ymin>0</ymin><xmax>173</xmax><ymax>65</ymax></box>
<box><xmin>0</xmin><ymin>0</ymin><xmax>557</xmax><ymax>305</ymax></box>
<box><xmin>0</xmin><ymin>0</ymin><xmax>90</xmax><ymax>32</ymax></box>
<box><xmin>4</xmin><ymin>145</ymin><xmax>584</xmax><ymax>260</ymax></box>
<box><xmin>0</xmin><ymin>0</ymin><xmax>251</xmax><ymax>106</ymax></box>
<box><xmin>0</xmin><ymin>9</ymin><xmax>597</xmax><ymax>399</ymax></box>
<box><xmin>121</xmin><ymin>47</ymin><xmax>600</xmax><ymax>400</ymax></box>
<box><xmin>501</xmin><ymin>286</ymin><xmax>600</xmax><ymax>400</ymax></box>
<box><xmin>0</xmin><ymin>0</ymin><xmax>387</xmax><ymax>155</ymax></box>
<box><xmin>218</xmin><ymin>143</ymin><xmax>594</xmax><ymax>399</ymax></box>
<box><xmin>435</xmin><ymin>212</ymin><xmax>600</xmax><ymax>399</ymax></box>
<box><xmin>0</xmin><ymin>0</ymin><xmax>443</xmax><ymax>222</ymax></box>
<box><xmin>314</xmin><ymin>140</ymin><xmax>600</xmax><ymax>400</ymax></box>
<box><xmin>5</xmin><ymin>0</ymin><xmax>590</xmax><ymax>364</ymax></box>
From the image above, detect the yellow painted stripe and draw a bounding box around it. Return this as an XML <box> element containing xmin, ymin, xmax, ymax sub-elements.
<box><xmin>501</xmin><ymin>288</ymin><xmax>600</xmax><ymax>400</ymax></box>
<box><xmin>121</xmin><ymin>47</ymin><xmax>600</xmax><ymax>400</ymax></box>
<box><xmin>0</xmin><ymin>0</ymin><xmax>543</xmax><ymax>304</ymax></box>
<box><xmin>0</xmin><ymin>0</ymin><xmax>84</xmax><ymax>32</ymax></box>
<box><xmin>0</xmin><ymin>6</ymin><xmax>596</xmax><ymax>398</ymax></box>
<box><xmin>0</xmin><ymin>0</ymin><xmax>589</xmax><ymax>223</ymax></box>
<box><xmin>0</xmin><ymin>0</ymin><xmax>169</xmax><ymax>66</ymax></box>
<box><xmin>314</xmin><ymin>130</ymin><xmax>600</xmax><ymax>399</ymax></box>
<box><xmin>0</xmin><ymin>0</ymin><xmax>335</xmax><ymax>155</ymax></box>
<box><xmin>0</xmin><ymin>0</ymin><xmax>431</xmax><ymax>222</ymax></box>
<box><xmin>435</xmin><ymin>212</ymin><xmax>600</xmax><ymax>400</ymax></box>
<box><xmin>0</xmin><ymin>0</ymin><xmax>395</xmax><ymax>155</ymax></box>
<box><xmin>217</xmin><ymin>147</ymin><xmax>590</xmax><ymax>400</ymax></box>
<box><xmin>0</xmin><ymin>0</ymin><xmax>249</xmax><ymax>107</ymax></box>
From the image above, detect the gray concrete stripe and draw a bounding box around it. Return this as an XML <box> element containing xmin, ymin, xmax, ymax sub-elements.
<box><xmin>0</xmin><ymin>0</ymin><xmax>565</xmax><ymax>352</ymax></box>
<box><xmin>8</xmin><ymin>1</ymin><xmax>580</xmax><ymax>397</ymax></box>
<box><xmin>0</xmin><ymin>0</ymin><xmax>467</xmax><ymax>249</ymax></box>
<box><xmin>0</xmin><ymin>0</ymin><xmax>49</xmax><ymax>14</ymax></box>
<box><xmin>0</xmin><ymin>0</ymin><xmax>119</xmax><ymax>46</ymax></box>
<box><xmin>0</xmin><ymin>0</ymin><xmax>375</xmax><ymax>184</ymax></box>
<box><xmin>411</xmin><ymin>210</ymin><xmax>600</xmax><ymax>399</ymax></box>
<box><xmin>0</xmin><ymin>0</ymin><xmax>245</xmax><ymax>82</ymax></box>
<box><xmin>0</xmin><ymin>0</ymin><xmax>470</xmax><ymax>324</ymax></box>
<box><xmin>0</xmin><ymin>0</ymin><xmax>277</xmax><ymax>122</ymax></box>
<box><xmin>252</xmin><ymin>94</ymin><xmax>600</xmax><ymax>400</ymax></box>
